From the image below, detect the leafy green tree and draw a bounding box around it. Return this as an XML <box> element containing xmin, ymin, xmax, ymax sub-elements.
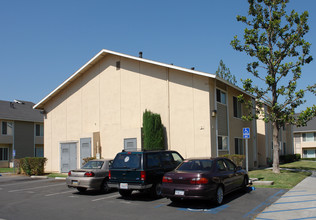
<box><xmin>215</xmin><ymin>59</ymin><xmax>237</xmax><ymax>85</ymax></box>
<box><xmin>231</xmin><ymin>0</ymin><xmax>315</xmax><ymax>173</ymax></box>
<box><xmin>143</xmin><ymin>110</ymin><xmax>165</xmax><ymax>150</ymax></box>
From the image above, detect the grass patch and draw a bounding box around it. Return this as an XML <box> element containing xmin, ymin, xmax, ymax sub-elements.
<box><xmin>280</xmin><ymin>160</ymin><xmax>316</xmax><ymax>170</ymax></box>
<box><xmin>249</xmin><ymin>169</ymin><xmax>311</xmax><ymax>189</ymax></box>
<box><xmin>46</xmin><ymin>173</ymin><xmax>68</xmax><ymax>178</ymax></box>
<box><xmin>0</xmin><ymin>168</ymin><xmax>15</xmax><ymax>173</ymax></box>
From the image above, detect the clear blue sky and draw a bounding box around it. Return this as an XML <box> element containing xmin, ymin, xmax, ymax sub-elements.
<box><xmin>0</xmin><ymin>0</ymin><xmax>315</xmax><ymax>112</ymax></box>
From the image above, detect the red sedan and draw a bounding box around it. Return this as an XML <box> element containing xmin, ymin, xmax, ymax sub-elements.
<box><xmin>161</xmin><ymin>157</ymin><xmax>249</xmax><ymax>205</ymax></box>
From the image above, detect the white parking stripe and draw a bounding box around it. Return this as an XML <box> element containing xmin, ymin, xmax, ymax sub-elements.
<box><xmin>8</xmin><ymin>183</ymin><xmax>65</xmax><ymax>192</ymax></box>
<box><xmin>91</xmin><ymin>194</ymin><xmax>119</xmax><ymax>202</ymax></box>
<box><xmin>0</xmin><ymin>178</ymin><xmax>53</xmax><ymax>187</ymax></box>
<box><xmin>45</xmin><ymin>190</ymin><xmax>75</xmax><ymax>197</ymax></box>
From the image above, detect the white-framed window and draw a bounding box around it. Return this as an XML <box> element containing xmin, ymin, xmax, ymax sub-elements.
<box><xmin>35</xmin><ymin>124</ymin><xmax>44</xmax><ymax>137</ymax></box>
<box><xmin>234</xmin><ymin>138</ymin><xmax>244</xmax><ymax>155</ymax></box>
<box><xmin>233</xmin><ymin>96</ymin><xmax>242</xmax><ymax>118</ymax></box>
<box><xmin>1</xmin><ymin>121</ymin><xmax>13</xmax><ymax>136</ymax></box>
<box><xmin>302</xmin><ymin>133</ymin><xmax>316</xmax><ymax>142</ymax></box>
<box><xmin>216</xmin><ymin>89</ymin><xmax>226</xmax><ymax>104</ymax></box>
<box><xmin>0</xmin><ymin>148</ymin><xmax>9</xmax><ymax>161</ymax></box>
<box><xmin>218</xmin><ymin>136</ymin><xmax>228</xmax><ymax>151</ymax></box>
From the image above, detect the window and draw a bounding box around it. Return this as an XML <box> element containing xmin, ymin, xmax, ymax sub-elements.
<box><xmin>218</xmin><ymin>136</ymin><xmax>228</xmax><ymax>151</ymax></box>
<box><xmin>2</xmin><ymin>121</ymin><xmax>13</xmax><ymax>135</ymax></box>
<box><xmin>216</xmin><ymin>159</ymin><xmax>227</xmax><ymax>171</ymax></box>
<box><xmin>233</xmin><ymin>96</ymin><xmax>242</xmax><ymax>118</ymax></box>
<box><xmin>146</xmin><ymin>153</ymin><xmax>161</xmax><ymax>169</ymax></box>
<box><xmin>302</xmin><ymin>133</ymin><xmax>316</xmax><ymax>142</ymax></box>
<box><xmin>235</xmin><ymin>138</ymin><xmax>244</xmax><ymax>155</ymax></box>
<box><xmin>35</xmin><ymin>124</ymin><xmax>44</xmax><ymax>137</ymax></box>
<box><xmin>0</xmin><ymin>148</ymin><xmax>9</xmax><ymax>161</ymax></box>
<box><xmin>35</xmin><ymin>147</ymin><xmax>44</xmax><ymax>157</ymax></box>
<box><xmin>216</xmin><ymin>89</ymin><xmax>226</xmax><ymax>104</ymax></box>
<box><xmin>224</xmin><ymin>159</ymin><xmax>236</xmax><ymax>171</ymax></box>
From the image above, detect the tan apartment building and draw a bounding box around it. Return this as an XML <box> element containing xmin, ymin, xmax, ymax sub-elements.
<box><xmin>293</xmin><ymin>117</ymin><xmax>316</xmax><ymax>158</ymax></box>
<box><xmin>0</xmin><ymin>100</ymin><xmax>44</xmax><ymax>168</ymax></box>
<box><xmin>34</xmin><ymin>49</ymin><xmax>257</xmax><ymax>173</ymax></box>
<box><xmin>257</xmin><ymin>104</ymin><xmax>293</xmax><ymax>167</ymax></box>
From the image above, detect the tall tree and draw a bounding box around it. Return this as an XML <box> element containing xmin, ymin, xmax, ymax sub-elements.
<box><xmin>142</xmin><ymin>110</ymin><xmax>165</xmax><ymax>150</ymax></box>
<box><xmin>231</xmin><ymin>0</ymin><xmax>315</xmax><ymax>173</ymax></box>
<box><xmin>215</xmin><ymin>60</ymin><xmax>237</xmax><ymax>85</ymax></box>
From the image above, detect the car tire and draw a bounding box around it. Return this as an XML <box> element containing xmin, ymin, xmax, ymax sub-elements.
<box><xmin>119</xmin><ymin>189</ymin><xmax>132</xmax><ymax>197</ymax></box>
<box><xmin>100</xmin><ymin>179</ymin><xmax>110</xmax><ymax>193</ymax></box>
<box><xmin>242</xmin><ymin>176</ymin><xmax>249</xmax><ymax>189</ymax></box>
<box><xmin>77</xmin><ymin>187</ymin><xmax>87</xmax><ymax>193</ymax></box>
<box><xmin>151</xmin><ymin>182</ymin><xmax>162</xmax><ymax>198</ymax></box>
<box><xmin>214</xmin><ymin>185</ymin><xmax>224</xmax><ymax>206</ymax></box>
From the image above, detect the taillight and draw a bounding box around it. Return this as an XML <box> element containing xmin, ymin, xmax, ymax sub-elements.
<box><xmin>162</xmin><ymin>176</ymin><xmax>173</xmax><ymax>183</ymax></box>
<box><xmin>190</xmin><ymin>177</ymin><xmax>208</xmax><ymax>184</ymax></box>
<box><xmin>84</xmin><ymin>171</ymin><xmax>95</xmax><ymax>177</ymax></box>
<box><xmin>109</xmin><ymin>170</ymin><xmax>111</xmax><ymax>179</ymax></box>
<box><xmin>140</xmin><ymin>171</ymin><xmax>146</xmax><ymax>181</ymax></box>
<box><xmin>68</xmin><ymin>171</ymin><xmax>71</xmax><ymax>176</ymax></box>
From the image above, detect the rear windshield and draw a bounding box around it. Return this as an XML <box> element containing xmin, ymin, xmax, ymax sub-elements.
<box><xmin>82</xmin><ymin>161</ymin><xmax>104</xmax><ymax>169</ymax></box>
<box><xmin>176</xmin><ymin>160</ymin><xmax>213</xmax><ymax>171</ymax></box>
<box><xmin>111</xmin><ymin>154</ymin><xmax>141</xmax><ymax>169</ymax></box>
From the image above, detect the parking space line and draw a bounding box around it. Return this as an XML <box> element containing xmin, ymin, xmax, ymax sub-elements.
<box><xmin>91</xmin><ymin>194</ymin><xmax>119</xmax><ymax>202</ymax></box>
<box><xmin>262</xmin><ymin>206</ymin><xmax>316</xmax><ymax>214</ymax></box>
<box><xmin>0</xmin><ymin>179</ymin><xmax>52</xmax><ymax>187</ymax></box>
<box><xmin>45</xmin><ymin>190</ymin><xmax>75</xmax><ymax>197</ymax></box>
<box><xmin>177</xmin><ymin>204</ymin><xmax>229</xmax><ymax>214</ymax></box>
<box><xmin>273</xmin><ymin>199</ymin><xmax>316</xmax><ymax>205</ymax></box>
<box><xmin>282</xmin><ymin>194</ymin><xmax>316</xmax><ymax>198</ymax></box>
<box><xmin>243</xmin><ymin>189</ymin><xmax>285</xmax><ymax>218</ymax></box>
<box><xmin>8</xmin><ymin>183</ymin><xmax>65</xmax><ymax>192</ymax></box>
<box><xmin>289</xmin><ymin>216</ymin><xmax>316</xmax><ymax>220</ymax></box>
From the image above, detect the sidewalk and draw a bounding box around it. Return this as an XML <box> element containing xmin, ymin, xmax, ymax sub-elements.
<box><xmin>255</xmin><ymin>171</ymin><xmax>316</xmax><ymax>220</ymax></box>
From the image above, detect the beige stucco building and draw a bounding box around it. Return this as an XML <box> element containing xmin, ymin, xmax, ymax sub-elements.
<box><xmin>34</xmin><ymin>49</ymin><xmax>257</xmax><ymax>173</ymax></box>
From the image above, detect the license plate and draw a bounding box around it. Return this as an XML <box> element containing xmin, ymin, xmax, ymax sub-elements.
<box><xmin>120</xmin><ymin>183</ymin><xmax>128</xmax><ymax>189</ymax></box>
<box><xmin>72</xmin><ymin>181</ymin><xmax>79</xmax><ymax>186</ymax></box>
<box><xmin>175</xmin><ymin>190</ymin><xmax>184</xmax><ymax>196</ymax></box>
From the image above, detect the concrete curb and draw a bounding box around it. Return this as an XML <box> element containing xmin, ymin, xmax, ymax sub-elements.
<box><xmin>30</xmin><ymin>175</ymin><xmax>48</xmax><ymax>179</ymax></box>
<box><xmin>54</xmin><ymin>177</ymin><xmax>66</xmax><ymax>180</ymax></box>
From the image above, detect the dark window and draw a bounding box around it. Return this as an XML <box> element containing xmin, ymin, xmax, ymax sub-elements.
<box><xmin>0</xmin><ymin>148</ymin><xmax>8</xmax><ymax>161</ymax></box>
<box><xmin>111</xmin><ymin>153</ymin><xmax>141</xmax><ymax>169</ymax></box>
<box><xmin>216</xmin><ymin>89</ymin><xmax>226</xmax><ymax>104</ymax></box>
<box><xmin>116</xmin><ymin>61</ymin><xmax>121</xmax><ymax>70</ymax></box>
<box><xmin>235</xmin><ymin>138</ymin><xmax>244</xmax><ymax>155</ymax></box>
<box><xmin>216</xmin><ymin>160</ymin><xmax>227</xmax><ymax>171</ymax></box>
<box><xmin>146</xmin><ymin>153</ymin><xmax>161</xmax><ymax>169</ymax></box>
<box><xmin>224</xmin><ymin>159</ymin><xmax>236</xmax><ymax>171</ymax></box>
<box><xmin>2</xmin><ymin>122</ymin><xmax>7</xmax><ymax>135</ymax></box>
<box><xmin>177</xmin><ymin>160</ymin><xmax>213</xmax><ymax>171</ymax></box>
<box><xmin>35</xmin><ymin>124</ymin><xmax>43</xmax><ymax>136</ymax></box>
<box><xmin>233</xmin><ymin>96</ymin><xmax>242</xmax><ymax>118</ymax></box>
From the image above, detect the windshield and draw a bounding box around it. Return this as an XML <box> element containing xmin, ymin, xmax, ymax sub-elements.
<box><xmin>177</xmin><ymin>160</ymin><xmax>213</xmax><ymax>171</ymax></box>
<box><xmin>111</xmin><ymin>154</ymin><xmax>141</xmax><ymax>169</ymax></box>
<box><xmin>82</xmin><ymin>161</ymin><xmax>104</xmax><ymax>169</ymax></box>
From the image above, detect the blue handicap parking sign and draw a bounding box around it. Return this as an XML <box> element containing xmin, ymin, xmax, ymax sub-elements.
<box><xmin>243</xmin><ymin>128</ymin><xmax>250</xmax><ymax>139</ymax></box>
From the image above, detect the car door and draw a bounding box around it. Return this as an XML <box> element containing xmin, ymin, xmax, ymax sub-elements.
<box><xmin>223</xmin><ymin>159</ymin><xmax>243</xmax><ymax>190</ymax></box>
<box><xmin>216</xmin><ymin>159</ymin><xmax>234</xmax><ymax>192</ymax></box>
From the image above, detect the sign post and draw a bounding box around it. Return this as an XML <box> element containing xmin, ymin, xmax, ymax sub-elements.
<box><xmin>243</xmin><ymin>128</ymin><xmax>250</xmax><ymax>172</ymax></box>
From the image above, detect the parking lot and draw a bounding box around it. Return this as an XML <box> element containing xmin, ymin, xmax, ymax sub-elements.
<box><xmin>0</xmin><ymin>175</ymin><xmax>287</xmax><ymax>220</ymax></box>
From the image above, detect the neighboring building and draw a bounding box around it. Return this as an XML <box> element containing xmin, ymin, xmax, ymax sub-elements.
<box><xmin>256</xmin><ymin>104</ymin><xmax>293</xmax><ymax>167</ymax></box>
<box><xmin>293</xmin><ymin>117</ymin><xmax>316</xmax><ymax>158</ymax></box>
<box><xmin>34</xmin><ymin>49</ymin><xmax>257</xmax><ymax>173</ymax></box>
<box><xmin>0</xmin><ymin>100</ymin><xmax>44</xmax><ymax>168</ymax></box>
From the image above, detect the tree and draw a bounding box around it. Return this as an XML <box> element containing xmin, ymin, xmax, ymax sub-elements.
<box><xmin>215</xmin><ymin>59</ymin><xmax>237</xmax><ymax>85</ymax></box>
<box><xmin>142</xmin><ymin>110</ymin><xmax>165</xmax><ymax>150</ymax></box>
<box><xmin>231</xmin><ymin>0</ymin><xmax>316</xmax><ymax>173</ymax></box>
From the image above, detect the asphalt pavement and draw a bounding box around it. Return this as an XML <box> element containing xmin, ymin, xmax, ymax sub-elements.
<box><xmin>255</xmin><ymin>171</ymin><xmax>316</xmax><ymax>220</ymax></box>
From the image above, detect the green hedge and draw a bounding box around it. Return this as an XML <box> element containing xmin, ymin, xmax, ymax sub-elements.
<box><xmin>20</xmin><ymin>157</ymin><xmax>47</xmax><ymax>176</ymax></box>
<box><xmin>279</xmin><ymin>154</ymin><xmax>301</xmax><ymax>164</ymax></box>
<box><xmin>222</xmin><ymin>154</ymin><xmax>245</xmax><ymax>168</ymax></box>
<box><xmin>301</xmin><ymin>158</ymin><xmax>316</xmax><ymax>161</ymax></box>
<box><xmin>142</xmin><ymin>109</ymin><xmax>165</xmax><ymax>150</ymax></box>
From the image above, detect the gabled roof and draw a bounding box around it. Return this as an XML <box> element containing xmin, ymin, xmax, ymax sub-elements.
<box><xmin>34</xmin><ymin>49</ymin><xmax>252</xmax><ymax>109</ymax></box>
<box><xmin>0</xmin><ymin>100</ymin><xmax>43</xmax><ymax>123</ymax></box>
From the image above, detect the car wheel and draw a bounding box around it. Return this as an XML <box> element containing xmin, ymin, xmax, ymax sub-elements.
<box><xmin>77</xmin><ymin>187</ymin><xmax>87</xmax><ymax>193</ymax></box>
<box><xmin>214</xmin><ymin>185</ymin><xmax>224</xmax><ymax>205</ymax></box>
<box><xmin>100</xmin><ymin>179</ymin><xmax>110</xmax><ymax>193</ymax></box>
<box><xmin>119</xmin><ymin>189</ymin><xmax>132</xmax><ymax>197</ymax></box>
<box><xmin>151</xmin><ymin>182</ymin><xmax>162</xmax><ymax>198</ymax></box>
<box><xmin>242</xmin><ymin>175</ymin><xmax>249</xmax><ymax>192</ymax></box>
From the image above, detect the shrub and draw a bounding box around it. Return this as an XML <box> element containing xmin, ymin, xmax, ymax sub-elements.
<box><xmin>82</xmin><ymin>157</ymin><xmax>96</xmax><ymax>166</ymax></box>
<box><xmin>301</xmin><ymin>158</ymin><xmax>316</xmax><ymax>161</ymax></box>
<box><xmin>142</xmin><ymin>109</ymin><xmax>165</xmax><ymax>150</ymax></box>
<box><xmin>295</xmin><ymin>154</ymin><xmax>301</xmax><ymax>161</ymax></box>
<box><xmin>20</xmin><ymin>157</ymin><xmax>47</xmax><ymax>176</ymax></box>
<box><xmin>222</xmin><ymin>154</ymin><xmax>245</xmax><ymax>168</ymax></box>
<box><xmin>279</xmin><ymin>154</ymin><xmax>299</xmax><ymax>164</ymax></box>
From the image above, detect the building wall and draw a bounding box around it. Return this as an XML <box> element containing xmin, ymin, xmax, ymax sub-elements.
<box><xmin>14</xmin><ymin>121</ymin><xmax>35</xmax><ymax>158</ymax></box>
<box><xmin>43</xmin><ymin>55</ymin><xmax>214</xmax><ymax>172</ymax></box>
